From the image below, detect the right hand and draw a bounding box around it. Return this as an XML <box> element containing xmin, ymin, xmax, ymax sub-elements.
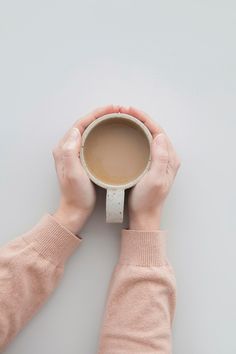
<box><xmin>53</xmin><ymin>105</ymin><xmax>120</xmax><ymax>234</ymax></box>
<box><xmin>120</xmin><ymin>106</ymin><xmax>181</xmax><ymax>230</ymax></box>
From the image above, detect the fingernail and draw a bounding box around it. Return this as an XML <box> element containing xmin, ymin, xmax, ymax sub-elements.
<box><xmin>155</xmin><ymin>133</ymin><xmax>165</xmax><ymax>145</ymax></box>
<box><xmin>70</xmin><ymin>127</ymin><xmax>79</xmax><ymax>139</ymax></box>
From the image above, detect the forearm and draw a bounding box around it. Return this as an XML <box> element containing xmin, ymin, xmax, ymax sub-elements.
<box><xmin>98</xmin><ymin>229</ymin><xmax>176</xmax><ymax>354</ymax></box>
<box><xmin>0</xmin><ymin>214</ymin><xmax>80</xmax><ymax>351</ymax></box>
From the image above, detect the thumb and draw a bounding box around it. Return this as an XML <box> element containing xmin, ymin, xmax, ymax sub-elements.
<box><xmin>149</xmin><ymin>133</ymin><xmax>169</xmax><ymax>177</ymax></box>
<box><xmin>61</xmin><ymin>127</ymin><xmax>81</xmax><ymax>170</ymax></box>
<box><xmin>62</xmin><ymin>127</ymin><xmax>81</xmax><ymax>156</ymax></box>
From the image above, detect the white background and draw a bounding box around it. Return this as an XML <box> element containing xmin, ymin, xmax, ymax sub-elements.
<box><xmin>0</xmin><ymin>1</ymin><xmax>235</xmax><ymax>353</ymax></box>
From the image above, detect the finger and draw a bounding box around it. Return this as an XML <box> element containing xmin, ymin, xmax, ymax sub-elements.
<box><xmin>149</xmin><ymin>133</ymin><xmax>169</xmax><ymax>178</ymax></box>
<box><xmin>119</xmin><ymin>106</ymin><xmax>163</xmax><ymax>137</ymax></box>
<box><xmin>57</xmin><ymin>129</ymin><xmax>73</xmax><ymax>149</ymax></box>
<box><xmin>57</xmin><ymin>128</ymin><xmax>81</xmax><ymax>178</ymax></box>
<box><xmin>150</xmin><ymin>133</ymin><xmax>180</xmax><ymax>180</ymax></box>
<box><xmin>74</xmin><ymin>104</ymin><xmax>120</xmax><ymax>134</ymax></box>
<box><xmin>120</xmin><ymin>106</ymin><xmax>179</xmax><ymax>169</ymax></box>
<box><xmin>57</xmin><ymin>105</ymin><xmax>120</xmax><ymax>148</ymax></box>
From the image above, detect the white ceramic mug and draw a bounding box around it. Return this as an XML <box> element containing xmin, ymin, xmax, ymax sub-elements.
<box><xmin>80</xmin><ymin>113</ymin><xmax>152</xmax><ymax>223</ymax></box>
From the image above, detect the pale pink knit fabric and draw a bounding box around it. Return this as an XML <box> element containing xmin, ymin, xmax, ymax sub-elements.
<box><xmin>0</xmin><ymin>215</ymin><xmax>176</xmax><ymax>353</ymax></box>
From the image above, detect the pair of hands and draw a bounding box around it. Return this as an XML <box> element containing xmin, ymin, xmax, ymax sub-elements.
<box><xmin>53</xmin><ymin>105</ymin><xmax>180</xmax><ymax>235</ymax></box>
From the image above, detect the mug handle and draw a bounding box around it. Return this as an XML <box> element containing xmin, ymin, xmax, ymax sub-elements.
<box><xmin>106</xmin><ymin>188</ymin><xmax>125</xmax><ymax>223</ymax></box>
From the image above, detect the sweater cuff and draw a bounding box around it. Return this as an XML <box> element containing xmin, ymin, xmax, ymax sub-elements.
<box><xmin>22</xmin><ymin>214</ymin><xmax>81</xmax><ymax>266</ymax></box>
<box><xmin>119</xmin><ymin>229</ymin><xmax>167</xmax><ymax>267</ymax></box>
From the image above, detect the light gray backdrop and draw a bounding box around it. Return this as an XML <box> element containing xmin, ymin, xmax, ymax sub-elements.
<box><xmin>0</xmin><ymin>1</ymin><xmax>235</xmax><ymax>353</ymax></box>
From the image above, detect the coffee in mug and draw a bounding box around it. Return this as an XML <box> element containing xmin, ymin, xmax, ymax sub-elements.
<box><xmin>83</xmin><ymin>118</ymin><xmax>150</xmax><ymax>186</ymax></box>
<box><xmin>81</xmin><ymin>113</ymin><xmax>152</xmax><ymax>223</ymax></box>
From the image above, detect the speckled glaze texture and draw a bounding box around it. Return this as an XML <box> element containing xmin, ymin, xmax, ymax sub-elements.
<box><xmin>106</xmin><ymin>188</ymin><xmax>125</xmax><ymax>222</ymax></box>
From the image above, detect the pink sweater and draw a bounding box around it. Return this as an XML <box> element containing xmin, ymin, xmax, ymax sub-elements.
<box><xmin>0</xmin><ymin>214</ymin><xmax>176</xmax><ymax>353</ymax></box>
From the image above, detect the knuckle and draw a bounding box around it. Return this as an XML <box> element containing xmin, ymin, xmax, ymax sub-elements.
<box><xmin>153</xmin><ymin>178</ymin><xmax>164</xmax><ymax>189</ymax></box>
<box><xmin>158</xmin><ymin>153</ymin><xmax>169</xmax><ymax>164</ymax></box>
<box><xmin>153</xmin><ymin>178</ymin><xmax>168</xmax><ymax>193</ymax></box>
<box><xmin>155</xmin><ymin>181</ymin><xmax>163</xmax><ymax>190</ymax></box>
<box><xmin>65</xmin><ymin>171</ymin><xmax>77</xmax><ymax>182</ymax></box>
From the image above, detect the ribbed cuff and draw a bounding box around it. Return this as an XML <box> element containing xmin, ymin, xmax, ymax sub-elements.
<box><xmin>119</xmin><ymin>229</ymin><xmax>167</xmax><ymax>267</ymax></box>
<box><xmin>22</xmin><ymin>214</ymin><xmax>81</xmax><ymax>266</ymax></box>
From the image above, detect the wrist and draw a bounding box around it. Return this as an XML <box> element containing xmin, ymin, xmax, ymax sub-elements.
<box><xmin>53</xmin><ymin>207</ymin><xmax>89</xmax><ymax>235</ymax></box>
<box><xmin>129</xmin><ymin>209</ymin><xmax>162</xmax><ymax>231</ymax></box>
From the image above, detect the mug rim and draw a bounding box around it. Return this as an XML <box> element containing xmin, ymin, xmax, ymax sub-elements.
<box><xmin>80</xmin><ymin>112</ymin><xmax>153</xmax><ymax>190</ymax></box>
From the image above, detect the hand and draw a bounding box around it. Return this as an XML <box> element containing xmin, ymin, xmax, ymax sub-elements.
<box><xmin>120</xmin><ymin>106</ymin><xmax>181</xmax><ymax>230</ymax></box>
<box><xmin>53</xmin><ymin>105</ymin><xmax>120</xmax><ymax>234</ymax></box>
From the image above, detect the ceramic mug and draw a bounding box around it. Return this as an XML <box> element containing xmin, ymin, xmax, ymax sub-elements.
<box><xmin>80</xmin><ymin>113</ymin><xmax>152</xmax><ymax>223</ymax></box>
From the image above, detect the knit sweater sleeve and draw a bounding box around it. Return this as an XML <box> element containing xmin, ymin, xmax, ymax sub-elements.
<box><xmin>98</xmin><ymin>229</ymin><xmax>176</xmax><ymax>354</ymax></box>
<box><xmin>0</xmin><ymin>214</ymin><xmax>81</xmax><ymax>351</ymax></box>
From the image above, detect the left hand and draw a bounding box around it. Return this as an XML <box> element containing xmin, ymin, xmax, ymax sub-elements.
<box><xmin>53</xmin><ymin>105</ymin><xmax>120</xmax><ymax>234</ymax></box>
<box><xmin>119</xmin><ymin>106</ymin><xmax>181</xmax><ymax>230</ymax></box>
